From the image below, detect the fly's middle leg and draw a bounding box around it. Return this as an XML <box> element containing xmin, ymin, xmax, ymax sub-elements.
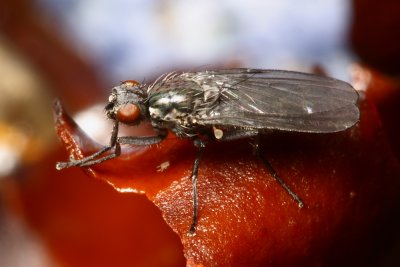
<box><xmin>188</xmin><ymin>138</ymin><xmax>205</xmax><ymax>234</ymax></box>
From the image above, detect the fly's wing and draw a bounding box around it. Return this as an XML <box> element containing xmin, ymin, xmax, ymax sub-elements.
<box><xmin>185</xmin><ymin>69</ymin><xmax>360</xmax><ymax>133</ymax></box>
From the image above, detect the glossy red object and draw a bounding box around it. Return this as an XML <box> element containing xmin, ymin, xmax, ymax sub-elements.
<box><xmin>351</xmin><ymin>65</ymin><xmax>400</xmax><ymax>159</ymax></box>
<box><xmin>7</xmin><ymin>150</ymin><xmax>185</xmax><ymax>267</ymax></box>
<box><xmin>54</xmin><ymin>70</ymin><xmax>400</xmax><ymax>266</ymax></box>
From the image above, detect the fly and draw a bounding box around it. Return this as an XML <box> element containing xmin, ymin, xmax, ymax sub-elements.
<box><xmin>56</xmin><ymin>68</ymin><xmax>360</xmax><ymax>234</ymax></box>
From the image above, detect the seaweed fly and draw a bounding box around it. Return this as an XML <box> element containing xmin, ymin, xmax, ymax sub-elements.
<box><xmin>56</xmin><ymin>68</ymin><xmax>360</xmax><ymax>234</ymax></box>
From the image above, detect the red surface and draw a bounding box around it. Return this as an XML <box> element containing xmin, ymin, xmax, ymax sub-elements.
<box><xmin>352</xmin><ymin>65</ymin><xmax>400</xmax><ymax>159</ymax></box>
<box><xmin>6</xmin><ymin>148</ymin><xmax>185</xmax><ymax>267</ymax></box>
<box><xmin>53</xmin><ymin>69</ymin><xmax>400</xmax><ymax>266</ymax></box>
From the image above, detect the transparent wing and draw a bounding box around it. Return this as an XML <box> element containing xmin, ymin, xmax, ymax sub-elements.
<box><xmin>187</xmin><ymin>69</ymin><xmax>359</xmax><ymax>133</ymax></box>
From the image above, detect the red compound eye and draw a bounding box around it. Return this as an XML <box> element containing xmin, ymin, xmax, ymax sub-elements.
<box><xmin>116</xmin><ymin>103</ymin><xmax>141</xmax><ymax>123</ymax></box>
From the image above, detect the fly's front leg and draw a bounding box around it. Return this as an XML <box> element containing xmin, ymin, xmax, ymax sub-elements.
<box><xmin>56</xmin><ymin>122</ymin><xmax>168</xmax><ymax>169</ymax></box>
<box><xmin>56</xmin><ymin>121</ymin><xmax>120</xmax><ymax>170</ymax></box>
<box><xmin>188</xmin><ymin>138</ymin><xmax>205</xmax><ymax>234</ymax></box>
<box><xmin>254</xmin><ymin>136</ymin><xmax>304</xmax><ymax>208</ymax></box>
<box><xmin>80</xmin><ymin>129</ymin><xmax>167</xmax><ymax>165</ymax></box>
<box><xmin>116</xmin><ymin>128</ymin><xmax>168</xmax><ymax>146</ymax></box>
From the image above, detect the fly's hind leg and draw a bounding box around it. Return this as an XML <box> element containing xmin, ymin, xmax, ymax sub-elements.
<box><xmin>254</xmin><ymin>136</ymin><xmax>304</xmax><ymax>208</ymax></box>
<box><xmin>218</xmin><ymin>129</ymin><xmax>304</xmax><ymax>208</ymax></box>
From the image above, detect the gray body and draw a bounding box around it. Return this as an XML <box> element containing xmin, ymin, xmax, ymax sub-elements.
<box><xmin>140</xmin><ymin>69</ymin><xmax>359</xmax><ymax>139</ymax></box>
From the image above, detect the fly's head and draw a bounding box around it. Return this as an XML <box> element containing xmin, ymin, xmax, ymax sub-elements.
<box><xmin>105</xmin><ymin>80</ymin><xmax>148</xmax><ymax>125</ymax></box>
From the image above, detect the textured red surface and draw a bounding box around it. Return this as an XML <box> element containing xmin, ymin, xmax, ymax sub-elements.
<box><xmin>53</xmin><ymin>68</ymin><xmax>400</xmax><ymax>266</ymax></box>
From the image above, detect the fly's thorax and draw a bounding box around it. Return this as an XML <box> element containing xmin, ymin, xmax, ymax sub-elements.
<box><xmin>148</xmin><ymin>91</ymin><xmax>194</xmax><ymax>122</ymax></box>
<box><xmin>147</xmin><ymin>76</ymin><xmax>223</xmax><ymax>135</ymax></box>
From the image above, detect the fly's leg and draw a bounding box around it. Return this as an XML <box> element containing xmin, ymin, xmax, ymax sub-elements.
<box><xmin>255</xmin><ymin>137</ymin><xmax>304</xmax><ymax>208</ymax></box>
<box><xmin>219</xmin><ymin>129</ymin><xmax>304</xmax><ymax>208</ymax></box>
<box><xmin>116</xmin><ymin>132</ymin><xmax>168</xmax><ymax>146</ymax></box>
<box><xmin>56</xmin><ymin>122</ymin><xmax>167</xmax><ymax>169</ymax></box>
<box><xmin>72</xmin><ymin>134</ymin><xmax>167</xmax><ymax>168</ymax></box>
<box><xmin>77</xmin><ymin>142</ymin><xmax>121</xmax><ymax>167</ymax></box>
<box><xmin>188</xmin><ymin>139</ymin><xmax>205</xmax><ymax>234</ymax></box>
<box><xmin>56</xmin><ymin>121</ymin><xmax>120</xmax><ymax>170</ymax></box>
